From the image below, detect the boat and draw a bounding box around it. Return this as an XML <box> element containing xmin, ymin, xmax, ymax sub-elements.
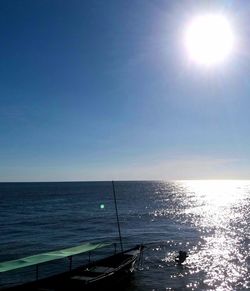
<box><xmin>69</xmin><ymin>244</ymin><xmax>143</xmax><ymax>290</ymax></box>
<box><xmin>0</xmin><ymin>242</ymin><xmax>144</xmax><ymax>290</ymax></box>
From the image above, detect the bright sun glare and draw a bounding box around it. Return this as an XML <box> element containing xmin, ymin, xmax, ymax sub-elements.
<box><xmin>184</xmin><ymin>14</ymin><xmax>235</xmax><ymax>66</ymax></box>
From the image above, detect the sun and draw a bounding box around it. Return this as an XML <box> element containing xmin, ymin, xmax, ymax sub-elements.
<box><xmin>184</xmin><ymin>14</ymin><xmax>235</xmax><ymax>66</ymax></box>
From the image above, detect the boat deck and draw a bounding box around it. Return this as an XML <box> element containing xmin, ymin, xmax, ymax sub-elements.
<box><xmin>2</xmin><ymin>246</ymin><xmax>143</xmax><ymax>291</ymax></box>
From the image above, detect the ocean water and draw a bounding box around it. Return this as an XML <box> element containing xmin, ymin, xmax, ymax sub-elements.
<box><xmin>0</xmin><ymin>180</ymin><xmax>249</xmax><ymax>290</ymax></box>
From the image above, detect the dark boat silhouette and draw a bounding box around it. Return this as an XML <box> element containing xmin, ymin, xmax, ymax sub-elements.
<box><xmin>0</xmin><ymin>243</ymin><xmax>143</xmax><ymax>290</ymax></box>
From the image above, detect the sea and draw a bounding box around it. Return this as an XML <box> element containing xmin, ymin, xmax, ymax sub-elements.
<box><xmin>0</xmin><ymin>180</ymin><xmax>249</xmax><ymax>290</ymax></box>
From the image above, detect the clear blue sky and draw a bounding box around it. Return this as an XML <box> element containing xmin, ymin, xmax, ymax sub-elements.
<box><xmin>1</xmin><ymin>0</ymin><xmax>250</xmax><ymax>181</ymax></box>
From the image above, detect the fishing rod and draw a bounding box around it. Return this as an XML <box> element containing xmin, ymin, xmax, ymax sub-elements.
<box><xmin>112</xmin><ymin>181</ymin><xmax>123</xmax><ymax>252</ymax></box>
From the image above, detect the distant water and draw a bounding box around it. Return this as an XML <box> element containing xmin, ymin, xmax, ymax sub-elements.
<box><xmin>0</xmin><ymin>181</ymin><xmax>249</xmax><ymax>290</ymax></box>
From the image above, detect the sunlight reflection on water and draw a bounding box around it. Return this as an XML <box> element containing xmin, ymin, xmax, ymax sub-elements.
<box><xmin>181</xmin><ymin>180</ymin><xmax>250</xmax><ymax>290</ymax></box>
<box><xmin>0</xmin><ymin>181</ymin><xmax>249</xmax><ymax>290</ymax></box>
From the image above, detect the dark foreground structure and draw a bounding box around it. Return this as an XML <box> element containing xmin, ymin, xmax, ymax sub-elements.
<box><xmin>0</xmin><ymin>243</ymin><xmax>144</xmax><ymax>290</ymax></box>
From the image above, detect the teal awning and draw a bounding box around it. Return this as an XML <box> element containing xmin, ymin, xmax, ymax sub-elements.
<box><xmin>0</xmin><ymin>242</ymin><xmax>111</xmax><ymax>273</ymax></box>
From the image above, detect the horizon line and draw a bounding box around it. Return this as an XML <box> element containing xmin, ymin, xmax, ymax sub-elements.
<box><xmin>1</xmin><ymin>178</ymin><xmax>250</xmax><ymax>183</ymax></box>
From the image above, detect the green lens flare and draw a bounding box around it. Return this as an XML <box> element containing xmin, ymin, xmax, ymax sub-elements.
<box><xmin>100</xmin><ymin>204</ymin><xmax>105</xmax><ymax>209</ymax></box>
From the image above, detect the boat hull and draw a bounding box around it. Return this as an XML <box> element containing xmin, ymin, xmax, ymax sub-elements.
<box><xmin>3</xmin><ymin>245</ymin><xmax>143</xmax><ymax>291</ymax></box>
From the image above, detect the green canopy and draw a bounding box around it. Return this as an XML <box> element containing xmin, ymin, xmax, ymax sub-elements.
<box><xmin>0</xmin><ymin>242</ymin><xmax>111</xmax><ymax>273</ymax></box>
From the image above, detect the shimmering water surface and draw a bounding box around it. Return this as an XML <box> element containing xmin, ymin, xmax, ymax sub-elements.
<box><xmin>0</xmin><ymin>181</ymin><xmax>249</xmax><ymax>290</ymax></box>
